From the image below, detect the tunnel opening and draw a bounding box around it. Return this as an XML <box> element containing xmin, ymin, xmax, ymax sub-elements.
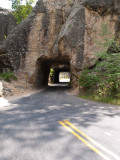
<box><xmin>59</xmin><ymin>72</ymin><xmax>70</xmax><ymax>83</ymax></box>
<box><xmin>35</xmin><ymin>56</ymin><xmax>71</xmax><ymax>89</ymax></box>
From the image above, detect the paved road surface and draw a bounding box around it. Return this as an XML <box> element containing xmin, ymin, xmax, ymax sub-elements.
<box><xmin>0</xmin><ymin>85</ymin><xmax>120</xmax><ymax>160</ymax></box>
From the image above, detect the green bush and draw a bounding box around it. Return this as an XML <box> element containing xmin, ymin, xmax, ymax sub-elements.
<box><xmin>79</xmin><ymin>24</ymin><xmax>120</xmax><ymax>101</ymax></box>
<box><xmin>95</xmin><ymin>53</ymin><xmax>120</xmax><ymax>98</ymax></box>
<box><xmin>79</xmin><ymin>53</ymin><xmax>120</xmax><ymax>99</ymax></box>
<box><xmin>0</xmin><ymin>73</ymin><xmax>17</xmax><ymax>82</ymax></box>
<box><xmin>79</xmin><ymin>70</ymin><xmax>100</xmax><ymax>89</ymax></box>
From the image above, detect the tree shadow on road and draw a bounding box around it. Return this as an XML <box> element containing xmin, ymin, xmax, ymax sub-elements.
<box><xmin>0</xmin><ymin>86</ymin><xmax>120</xmax><ymax>160</ymax></box>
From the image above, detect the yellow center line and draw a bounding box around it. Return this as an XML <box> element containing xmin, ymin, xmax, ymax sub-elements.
<box><xmin>64</xmin><ymin>120</ymin><xmax>120</xmax><ymax>160</ymax></box>
<box><xmin>58</xmin><ymin>121</ymin><xmax>111</xmax><ymax>160</ymax></box>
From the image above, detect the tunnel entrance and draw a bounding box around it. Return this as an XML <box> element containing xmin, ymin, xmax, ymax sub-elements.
<box><xmin>35</xmin><ymin>56</ymin><xmax>71</xmax><ymax>88</ymax></box>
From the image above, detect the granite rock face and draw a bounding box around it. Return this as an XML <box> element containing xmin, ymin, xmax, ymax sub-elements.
<box><xmin>0</xmin><ymin>0</ymin><xmax>120</xmax><ymax>88</ymax></box>
<box><xmin>0</xmin><ymin>7</ymin><xmax>16</xmax><ymax>45</ymax></box>
<box><xmin>0</xmin><ymin>7</ymin><xmax>16</xmax><ymax>72</ymax></box>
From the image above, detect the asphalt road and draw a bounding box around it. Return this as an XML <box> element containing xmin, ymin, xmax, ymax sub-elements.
<box><xmin>0</xmin><ymin>85</ymin><xmax>120</xmax><ymax>160</ymax></box>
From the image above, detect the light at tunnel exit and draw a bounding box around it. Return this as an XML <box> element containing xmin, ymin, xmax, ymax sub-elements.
<box><xmin>59</xmin><ymin>72</ymin><xmax>70</xmax><ymax>83</ymax></box>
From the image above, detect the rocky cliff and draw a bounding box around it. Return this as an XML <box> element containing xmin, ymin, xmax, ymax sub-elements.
<box><xmin>0</xmin><ymin>7</ymin><xmax>16</xmax><ymax>72</ymax></box>
<box><xmin>0</xmin><ymin>7</ymin><xmax>16</xmax><ymax>45</ymax></box>
<box><xmin>0</xmin><ymin>0</ymin><xmax>120</xmax><ymax>88</ymax></box>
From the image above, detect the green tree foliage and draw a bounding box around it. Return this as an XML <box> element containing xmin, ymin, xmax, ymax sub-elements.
<box><xmin>50</xmin><ymin>68</ymin><xmax>54</xmax><ymax>77</ymax></box>
<box><xmin>9</xmin><ymin>0</ymin><xmax>35</xmax><ymax>24</ymax></box>
<box><xmin>49</xmin><ymin>68</ymin><xmax>54</xmax><ymax>84</ymax></box>
<box><xmin>79</xmin><ymin>24</ymin><xmax>120</xmax><ymax>102</ymax></box>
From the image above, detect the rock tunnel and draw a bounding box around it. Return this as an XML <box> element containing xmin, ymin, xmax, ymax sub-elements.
<box><xmin>34</xmin><ymin>56</ymin><xmax>71</xmax><ymax>88</ymax></box>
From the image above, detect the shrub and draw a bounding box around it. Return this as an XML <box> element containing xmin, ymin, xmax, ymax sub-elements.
<box><xmin>0</xmin><ymin>72</ymin><xmax>17</xmax><ymax>82</ymax></box>
<box><xmin>79</xmin><ymin>53</ymin><xmax>120</xmax><ymax>98</ymax></box>
<box><xmin>79</xmin><ymin>70</ymin><xmax>100</xmax><ymax>89</ymax></box>
<box><xmin>79</xmin><ymin>24</ymin><xmax>120</xmax><ymax>101</ymax></box>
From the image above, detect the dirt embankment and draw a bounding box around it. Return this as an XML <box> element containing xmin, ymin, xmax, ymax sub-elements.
<box><xmin>1</xmin><ymin>73</ymin><xmax>37</xmax><ymax>98</ymax></box>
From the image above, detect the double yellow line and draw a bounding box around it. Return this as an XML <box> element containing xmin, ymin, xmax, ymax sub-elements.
<box><xmin>58</xmin><ymin>120</ymin><xmax>120</xmax><ymax>160</ymax></box>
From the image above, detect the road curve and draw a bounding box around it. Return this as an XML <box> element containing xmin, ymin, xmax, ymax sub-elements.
<box><xmin>0</xmin><ymin>85</ymin><xmax>120</xmax><ymax>160</ymax></box>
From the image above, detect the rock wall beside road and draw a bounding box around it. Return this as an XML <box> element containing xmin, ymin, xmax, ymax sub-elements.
<box><xmin>0</xmin><ymin>0</ymin><xmax>120</xmax><ymax>88</ymax></box>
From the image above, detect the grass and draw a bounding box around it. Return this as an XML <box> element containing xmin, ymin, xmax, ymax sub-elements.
<box><xmin>0</xmin><ymin>72</ymin><xmax>17</xmax><ymax>82</ymax></box>
<box><xmin>79</xmin><ymin>90</ymin><xmax>120</xmax><ymax>105</ymax></box>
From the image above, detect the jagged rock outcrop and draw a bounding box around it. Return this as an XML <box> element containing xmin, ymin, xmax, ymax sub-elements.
<box><xmin>0</xmin><ymin>7</ymin><xmax>16</xmax><ymax>72</ymax></box>
<box><xmin>0</xmin><ymin>7</ymin><xmax>16</xmax><ymax>45</ymax></box>
<box><xmin>0</xmin><ymin>0</ymin><xmax>120</xmax><ymax>88</ymax></box>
